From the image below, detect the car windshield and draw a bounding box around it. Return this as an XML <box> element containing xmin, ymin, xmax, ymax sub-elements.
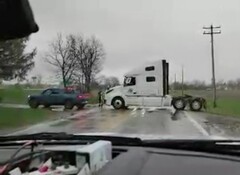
<box><xmin>1</xmin><ymin>0</ymin><xmax>240</xmax><ymax>141</ymax></box>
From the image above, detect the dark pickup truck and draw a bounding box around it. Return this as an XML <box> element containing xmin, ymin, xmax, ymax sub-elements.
<box><xmin>27</xmin><ymin>88</ymin><xmax>88</xmax><ymax>110</ymax></box>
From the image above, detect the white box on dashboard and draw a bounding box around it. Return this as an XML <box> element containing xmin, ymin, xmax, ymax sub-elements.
<box><xmin>75</xmin><ymin>140</ymin><xmax>112</xmax><ymax>173</ymax></box>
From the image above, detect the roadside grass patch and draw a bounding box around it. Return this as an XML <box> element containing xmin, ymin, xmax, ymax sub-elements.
<box><xmin>0</xmin><ymin>87</ymin><xmax>98</xmax><ymax>105</ymax></box>
<box><xmin>171</xmin><ymin>90</ymin><xmax>240</xmax><ymax>117</ymax></box>
<box><xmin>207</xmin><ymin>98</ymin><xmax>240</xmax><ymax>117</ymax></box>
<box><xmin>88</xmin><ymin>90</ymin><xmax>99</xmax><ymax>104</ymax></box>
<box><xmin>88</xmin><ymin>96</ymin><xmax>98</xmax><ymax>104</ymax></box>
<box><xmin>0</xmin><ymin>87</ymin><xmax>41</xmax><ymax>104</ymax></box>
<box><xmin>50</xmin><ymin>120</ymin><xmax>71</xmax><ymax>127</ymax></box>
<box><xmin>0</xmin><ymin>107</ymin><xmax>52</xmax><ymax>128</ymax></box>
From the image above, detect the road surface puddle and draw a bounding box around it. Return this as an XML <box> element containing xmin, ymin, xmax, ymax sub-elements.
<box><xmin>50</xmin><ymin>120</ymin><xmax>71</xmax><ymax>126</ymax></box>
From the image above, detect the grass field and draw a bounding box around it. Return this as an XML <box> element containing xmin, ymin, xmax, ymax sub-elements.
<box><xmin>0</xmin><ymin>87</ymin><xmax>41</xmax><ymax>104</ymax></box>
<box><xmin>0</xmin><ymin>87</ymin><xmax>98</xmax><ymax>104</ymax></box>
<box><xmin>0</xmin><ymin>107</ymin><xmax>52</xmax><ymax>129</ymax></box>
<box><xmin>171</xmin><ymin>89</ymin><xmax>240</xmax><ymax>117</ymax></box>
<box><xmin>88</xmin><ymin>90</ymin><xmax>99</xmax><ymax>104</ymax></box>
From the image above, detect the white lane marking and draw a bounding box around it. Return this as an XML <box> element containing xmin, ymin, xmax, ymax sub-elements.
<box><xmin>132</xmin><ymin>107</ymin><xmax>137</xmax><ymax>112</ymax></box>
<box><xmin>7</xmin><ymin>123</ymin><xmax>46</xmax><ymax>136</ymax></box>
<box><xmin>141</xmin><ymin>108</ymin><xmax>145</xmax><ymax>117</ymax></box>
<box><xmin>131</xmin><ymin>107</ymin><xmax>138</xmax><ymax>117</ymax></box>
<box><xmin>184</xmin><ymin>111</ymin><xmax>209</xmax><ymax>136</ymax></box>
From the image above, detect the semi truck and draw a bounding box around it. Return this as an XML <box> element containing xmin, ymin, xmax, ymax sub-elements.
<box><xmin>104</xmin><ymin>60</ymin><xmax>206</xmax><ymax>111</ymax></box>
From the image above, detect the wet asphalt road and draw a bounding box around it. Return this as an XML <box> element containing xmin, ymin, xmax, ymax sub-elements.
<box><xmin>7</xmin><ymin>106</ymin><xmax>240</xmax><ymax>139</ymax></box>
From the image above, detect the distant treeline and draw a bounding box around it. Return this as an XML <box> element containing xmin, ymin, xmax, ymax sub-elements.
<box><xmin>171</xmin><ymin>79</ymin><xmax>240</xmax><ymax>90</ymax></box>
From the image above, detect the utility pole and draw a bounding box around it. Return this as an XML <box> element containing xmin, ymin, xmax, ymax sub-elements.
<box><xmin>203</xmin><ymin>25</ymin><xmax>221</xmax><ymax>108</ymax></box>
<box><xmin>181</xmin><ymin>66</ymin><xmax>184</xmax><ymax>96</ymax></box>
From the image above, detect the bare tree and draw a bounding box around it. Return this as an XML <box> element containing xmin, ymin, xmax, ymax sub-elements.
<box><xmin>31</xmin><ymin>76</ymin><xmax>37</xmax><ymax>84</ymax></box>
<box><xmin>96</xmin><ymin>75</ymin><xmax>107</xmax><ymax>86</ymax></box>
<box><xmin>96</xmin><ymin>75</ymin><xmax>120</xmax><ymax>88</ymax></box>
<box><xmin>44</xmin><ymin>34</ymin><xmax>76</xmax><ymax>87</ymax></box>
<box><xmin>236</xmin><ymin>78</ymin><xmax>240</xmax><ymax>89</ymax></box>
<box><xmin>227</xmin><ymin>80</ymin><xmax>236</xmax><ymax>90</ymax></box>
<box><xmin>216</xmin><ymin>79</ymin><xmax>225</xmax><ymax>86</ymax></box>
<box><xmin>70</xmin><ymin>35</ymin><xmax>105</xmax><ymax>92</ymax></box>
<box><xmin>36</xmin><ymin>74</ymin><xmax>42</xmax><ymax>85</ymax></box>
<box><xmin>106</xmin><ymin>76</ymin><xmax>120</xmax><ymax>87</ymax></box>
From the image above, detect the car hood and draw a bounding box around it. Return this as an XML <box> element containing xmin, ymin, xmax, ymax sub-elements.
<box><xmin>107</xmin><ymin>86</ymin><xmax>123</xmax><ymax>92</ymax></box>
<box><xmin>28</xmin><ymin>94</ymin><xmax>40</xmax><ymax>98</ymax></box>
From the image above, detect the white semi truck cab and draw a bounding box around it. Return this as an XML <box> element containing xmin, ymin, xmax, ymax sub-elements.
<box><xmin>104</xmin><ymin>60</ymin><xmax>206</xmax><ymax>111</ymax></box>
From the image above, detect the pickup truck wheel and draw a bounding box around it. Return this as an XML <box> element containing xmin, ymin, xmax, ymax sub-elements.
<box><xmin>172</xmin><ymin>98</ymin><xmax>186</xmax><ymax>110</ymax></box>
<box><xmin>44</xmin><ymin>104</ymin><xmax>50</xmax><ymax>108</ymax></box>
<box><xmin>77</xmin><ymin>104</ymin><xmax>85</xmax><ymax>110</ymax></box>
<box><xmin>112</xmin><ymin>97</ymin><xmax>125</xmax><ymax>110</ymax></box>
<box><xmin>64</xmin><ymin>100</ymin><xmax>74</xmax><ymax>110</ymax></box>
<box><xmin>190</xmin><ymin>99</ymin><xmax>202</xmax><ymax>111</ymax></box>
<box><xmin>29</xmin><ymin>99</ymin><xmax>39</xmax><ymax>109</ymax></box>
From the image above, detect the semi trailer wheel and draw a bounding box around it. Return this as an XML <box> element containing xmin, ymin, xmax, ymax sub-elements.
<box><xmin>172</xmin><ymin>98</ymin><xmax>186</xmax><ymax>110</ymax></box>
<box><xmin>190</xmin><ymin>99</ymin><xmax>202</xmax><ymax>111</ymax></box>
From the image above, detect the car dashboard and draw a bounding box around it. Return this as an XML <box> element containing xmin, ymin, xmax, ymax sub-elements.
<box><xmin>1</xmin><ymin>141</ymin><xmax>240</xmax><ymax>175</ymax></box>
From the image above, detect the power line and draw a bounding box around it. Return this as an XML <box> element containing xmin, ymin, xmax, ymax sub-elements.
<box><xmin>203</xmin><ymin>25</ymin><xmax>221</xmax><ymax>108</ymax></box>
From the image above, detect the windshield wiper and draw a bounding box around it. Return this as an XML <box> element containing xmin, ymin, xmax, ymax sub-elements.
<box><xmin>2</xmin><ymin>133</ymin><xmax>240</xmax><ymax>148</ymax></box>
<box><xmin>143</xmin><ymin>139</ymin><xmax>240</xmax><ymax>148</ymax></box>
<box><xmin>142</xmin><ymin>139</ymin><xmax>240</xmax><ymax>156</ymax></box>
<box><xmin>2</xmin><ymin>133</ymin><xmax>240</xmax><ymax>155</ymax></box>
<box><xmin>0</xmin><ymin>132</ymin><xmax>142</xmax><ymax>146</ymax></box>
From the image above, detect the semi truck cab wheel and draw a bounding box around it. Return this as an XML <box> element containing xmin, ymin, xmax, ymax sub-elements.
<box><xmin>112</xmin><ymin>97</ymin><xmax>125</xmax><ymax>110</ymax></box>
<box><xmin>190</xmin><ymin>99</ymin><xmax>202</xmax><ymax>111</ymax></box>
<box><xmin>172</xmin><ymin>98</ymin><xmax>186</xmax><ymax>110</ymax></box>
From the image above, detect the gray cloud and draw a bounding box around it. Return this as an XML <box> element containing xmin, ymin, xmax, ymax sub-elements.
<box><xmin>28</xmin><ymin>0</ymin><xmax>240</xmax><ymax>83</ymax></box>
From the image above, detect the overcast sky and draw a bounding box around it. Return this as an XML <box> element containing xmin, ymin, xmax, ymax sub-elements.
<box><xmin>27</xmin><ymin>0</ymin><xmax>240</xmax><ymax>83</ymax></box>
